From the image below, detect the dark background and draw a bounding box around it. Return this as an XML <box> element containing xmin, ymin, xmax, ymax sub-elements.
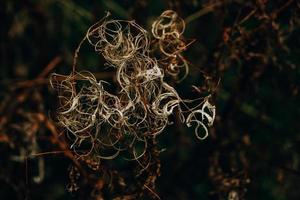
<box><xmin>0</xmin><ymin>0</ymin><xmax>300</xmax><ymax>199</ymax></box>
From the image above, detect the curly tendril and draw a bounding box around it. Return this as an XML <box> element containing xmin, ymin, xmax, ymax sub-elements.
<box><xmin>50</xmin><ymin>11</ymin><xmax>215</xmax><ymax>163</ymax></box>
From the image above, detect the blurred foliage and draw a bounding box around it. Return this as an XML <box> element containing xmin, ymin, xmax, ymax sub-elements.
<box><xmin>1</xmin><ymin>0</ymin><xmax>300</xmax><ymax>199</ymax></box>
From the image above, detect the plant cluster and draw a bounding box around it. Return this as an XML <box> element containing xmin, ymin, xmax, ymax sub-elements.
<box><xmin>50</xmin><ymin>10</ymin><xmax>215</xmax><ymax>162</ymax></box>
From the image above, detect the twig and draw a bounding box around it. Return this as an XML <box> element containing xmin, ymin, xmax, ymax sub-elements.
<box><xmin>144</xmin><ymin>184</ymin><xmax>161</xmax><ymax>200</ymax></box>
<box><xmin>13</xmin><ymin>56</ymin><xmax>62</xmax><ymax>89</ymax></box>
<box><xmin>185</xmin><ymin>2</ymin><xmax>224</xmax><ymax>24</ymax></box>
<box><xmin>272</xmin><ymin>0</ymin><xmax>294</xmax><ymax>19</ymax></box>
<box><xmin>38</xmin><ymin>56</ymin><xmax>62</xmax><ymax>78</ymax></box>
<box><xmin>238</xmin><ymin>9</ymin><xmax>257</xmax><ymax>25</ymax></box>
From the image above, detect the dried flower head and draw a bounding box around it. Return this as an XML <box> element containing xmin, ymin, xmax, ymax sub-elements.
<box><xmin>50</xmin><ymin>11</ymin><xmax>215</xmax><ymax>162</ymax></box>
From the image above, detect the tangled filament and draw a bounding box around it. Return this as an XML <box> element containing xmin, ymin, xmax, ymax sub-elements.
<box><xmin>152</xmin><ymin>10</ymin><xmax>192</xmax><ymax>82</ymax></box>
<box><xmin>50</xmin><ymin>11</ymin><xmax>215</xmax><ymax>161</ymax></box>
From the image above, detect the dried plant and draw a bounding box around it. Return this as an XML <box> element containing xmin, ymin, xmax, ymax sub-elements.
<box><xmin>49</xmin><ymin>10</ymin><xmax>215</xmax><ymax>198</ymax></box>
<box><xmin>1</xmin><ymin>1</ymin><xmax>299</xmax><ymax>199</ymax></box>
<box><xmin>50</xmin><ymin>11</ymin><xmax>215</xmax><ymax>160</ymax></box>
